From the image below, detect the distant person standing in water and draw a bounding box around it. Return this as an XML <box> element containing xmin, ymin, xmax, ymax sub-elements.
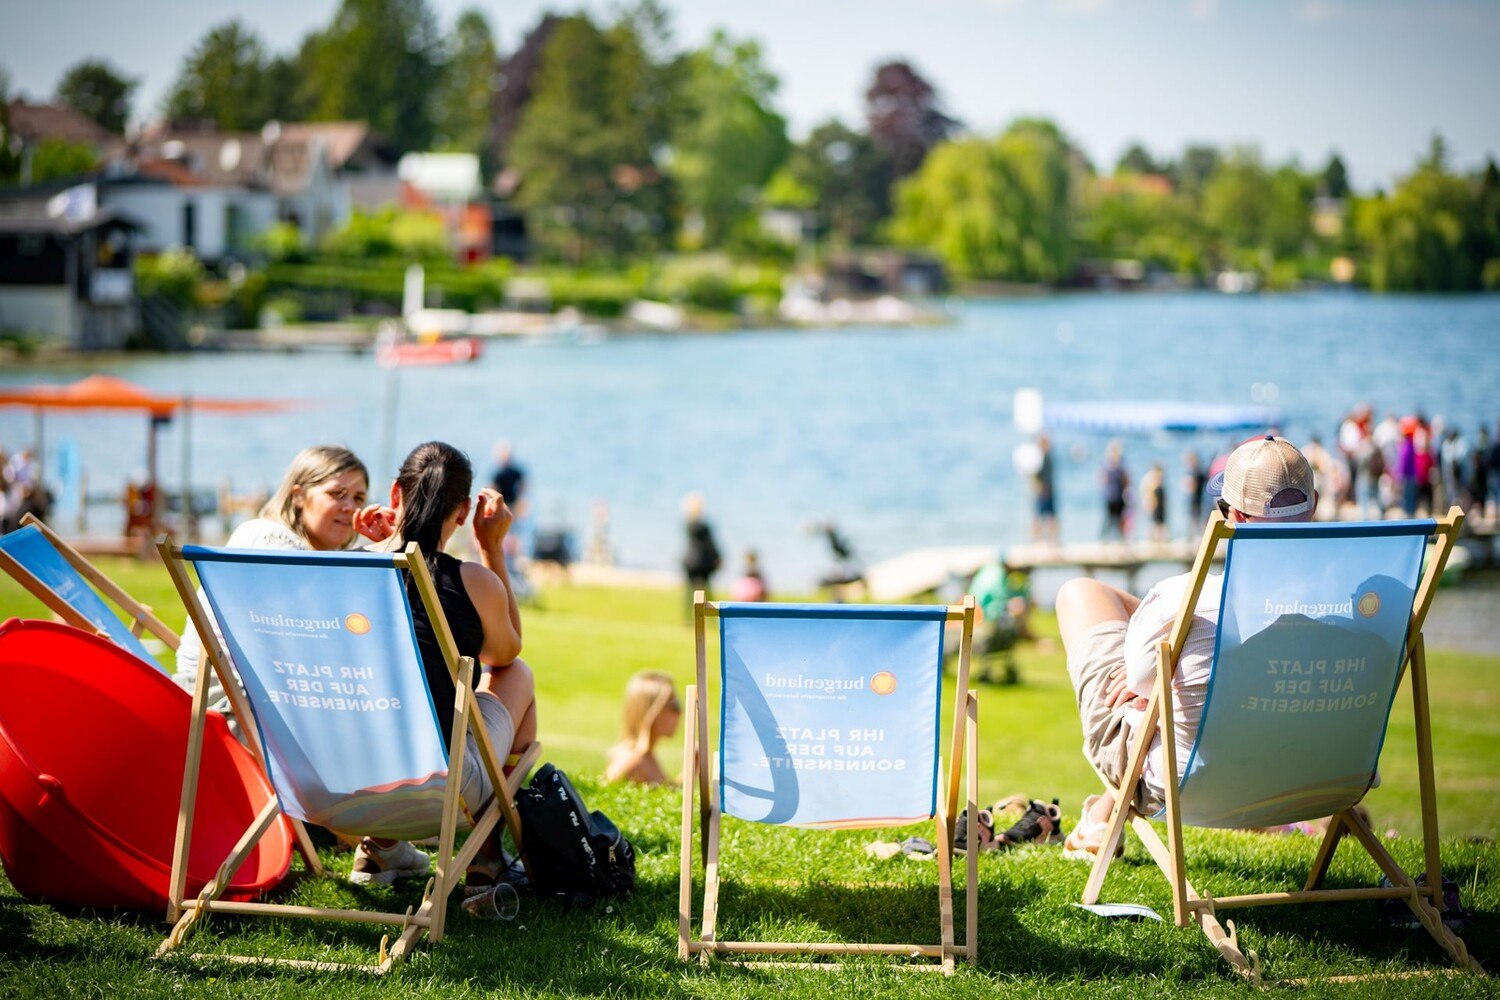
<box><xmin>1100</xmin><ymin>441</ymin><xmax>1130</xmax><ymax>541</ymax></box>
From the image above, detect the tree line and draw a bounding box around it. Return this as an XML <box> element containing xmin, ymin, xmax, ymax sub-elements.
<box><xmin>4</xmin><ymin>0</ymin><xmax>1499</xmax><ymax>293</ymax></box>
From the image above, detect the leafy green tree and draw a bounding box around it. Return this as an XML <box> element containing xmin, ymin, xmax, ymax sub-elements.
<box><xmin>164</xmin><ymin>20</ymin><xmax>269</xmax><ymax>130</ymax></box>
<box><xmin>0</xmin><ymin>70</ymin><xmax>18</xmax><ymax>183</ymax></box>
<box><xmin>493</xmin><ymin>14</ymin><xmax>561</xmax><ymax>167</ymax></box>
<box><xmin>1202</xmin><ymin>147</ymin><xmax>1275</xmax><ymax>253</ymax></box>
<box><xmin>890</xmin><ymin>119</ymin><xmax>1075</xmax><ymax>282</ymax></box>
<box><xmin>1115</xmin><ymin>142</ymin><xmax>1161</xmax><ymax>175</ymax></box>
<box><xmin>770</xmin><ymin>119</ymin><xmax>890</xmax><ymax>247</ymax></box>
<box><xmin>1265</xmin><ymin>164</ymin><xmax>1314</xmax><ymax>258</ymax></box>
<box><xmin>433</xmin><ymin>8</ymin><xmax>498</xmax><ymax>165</ymax></box>
<box><xmin>29</xmin><ymin>138</ymin><xmax>99</xmax><ymax>182</ymax></box>
<box><xmin>670</xmin><ymin>31</ymin><xmax>789</xmax><ymax>247</ymax></box>
<box><xmin>1172</xmin><ymin>144</ymin><xmax>1221</xmax><ymax>198</ymax></box>
<box><xmin>56</xmin><ymin>59</ymin><xmax>135</xmax><ymax>133</ymax></box>
<box><xmin>1355</xmin><ymin>159</ymin><xmax>1485</xmax><ymax>291</ymax></box>
<box><xmin>1320</xmin><ymin>153</ymin><xmax>1350</xmax><ymax>199</ymax></box>
<box><xmin>302</xmin><ymin>0</ymin><xmax>443</xmax><ymax>154</ymax></box>
<box><xmin>509</xmin><ymin>14</ymin><xmax>665</xmax><ymax>260</ymax></box>
<box><xmin>1480</xmin><ymin>159</ymin><xmax>1500</xmax><ymax>280</ymax></box>
<box><xmin>1080</xmin><ymin>181</ymin><xmax>1207</xmax><ymax>275</ymax></box>
<box><xmin>260</xmin><ymin>52</ymin><xmax>314</xmax><ymax>124</ymax></box>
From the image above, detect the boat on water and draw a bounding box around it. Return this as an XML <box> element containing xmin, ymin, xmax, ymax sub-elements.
<box><xmin>374</xmin><ymin>331</ymin><xmax>483</xmax><ymax>367</ymax></box>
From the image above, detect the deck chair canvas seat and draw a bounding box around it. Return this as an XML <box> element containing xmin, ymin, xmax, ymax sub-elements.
<box><xmin>1082</xmin><ymin>508</ymin><xmax>1484</xmax><ymax>983</ymax></box>
<box><xmin>0</xmin><ymin>514</ymin><xmax>177</xmax><ymax>667</ymax></box>
<box><xmin>680</xmin><ymin>595</ymin><xmax>979</xmax><ymax>973</ymax></box>
<box><xmin>157</xmin><ymin>541</ymin><xmax>538</xmax><ymax>973</ymax></box>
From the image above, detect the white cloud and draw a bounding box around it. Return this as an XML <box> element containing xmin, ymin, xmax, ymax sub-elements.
<box><xmin>1188</xmin><ymin>0</ymin><xmax>1218</xmax><ymax>21</ymax></box>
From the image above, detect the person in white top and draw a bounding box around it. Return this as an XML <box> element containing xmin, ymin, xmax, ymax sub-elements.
<box><xmin>174</xmin><ymin>446</ymin><xmax>440</xmax><ymax>885</ymax></box>
<box><xmin>1056</xmin><ymin>436</ymin><xmax>1319</xmax><ymax>857</ymax></box>
<box><xmin>174</xmin><ymin>445</ymin><xmax>379</xmax><ymax>685</ymax></box>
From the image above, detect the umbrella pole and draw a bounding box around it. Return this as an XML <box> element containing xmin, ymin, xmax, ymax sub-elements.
<box><xmin>148</xmin><ymin>414</ymin><xmax>159</xmax><ymax>541</ymax></box>
<box><xmin>32</xmin><ymin>407</ymin><xmax>44</xmax><ymax>477</ymax></box>
<box><xmin>180</xmin><ymin>397</ymin><xmax>196</xmax><ymax>542</ymax></box>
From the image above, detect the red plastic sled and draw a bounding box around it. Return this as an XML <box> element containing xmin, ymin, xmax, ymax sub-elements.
<box><xmin>0</xmin><ymin>618</ymin><xmax>292</xmax><ymax>910</ymax></box>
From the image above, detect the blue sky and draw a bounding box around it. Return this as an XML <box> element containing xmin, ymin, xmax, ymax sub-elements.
<box><xmin>2</xmin><ymin>0</ymin><xmax>1496</xmax><ymax>189</ymax></box>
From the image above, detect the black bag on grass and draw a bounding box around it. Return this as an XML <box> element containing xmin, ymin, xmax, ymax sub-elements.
<box><xmin>515</xmin><ymin>763</ymin><xmax>635</xmax><ymax>907</ymax></box>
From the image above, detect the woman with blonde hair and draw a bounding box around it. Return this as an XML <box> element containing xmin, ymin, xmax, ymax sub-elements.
<box><xmin>604</xmin><ymin>671</ymin><xmax>681</xmax><ymax>785</ymax></box>
<box><xmin>174</xmin><ymin>446</ymin><xmax>443</xmax><ymax>886</ymax></box>
<box><xmin>176</xmin><ymin>444</ymin><xmax>374</xmax><ymax>682</ymax></box>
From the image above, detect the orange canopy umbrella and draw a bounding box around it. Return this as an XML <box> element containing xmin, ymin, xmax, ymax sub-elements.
<box><xmin>0</xmin><ymin>375</ymin><xmax>299</xmax><ymax>539</ymax></box>
<box><xmin>0</xmin><ymin>375</ymin><xmax>291</xmax><ymax>417</ymax></box>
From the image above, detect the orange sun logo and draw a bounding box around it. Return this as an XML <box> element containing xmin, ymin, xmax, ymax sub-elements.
<box><xmin>1356</xmin><ymin>592</ymin><xmax>1381</xmax><ymax>619</ymax></box>
<box><xmin>344</xmin><ymin>613</ymin><xmax>372</xmax><ymax>635</ymax></box>
<box><xmin>870</xmin><ymin>671</ymin><xmax>897</xmax><ymax>696</ymax></box>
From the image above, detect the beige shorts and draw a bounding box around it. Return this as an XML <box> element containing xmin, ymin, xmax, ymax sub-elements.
<box><xmin>1067</xmin><ymin>621</ymin><xmax>1163</xmax><ymax>815</ymax></box>
<box><xmin>459</xmin><ymin>691</ymin><xmax>516</xmax><ymax>814</ymax></box>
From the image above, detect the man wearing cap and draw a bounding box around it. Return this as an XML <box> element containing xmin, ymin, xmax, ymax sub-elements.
<box><xmin>1055</xmin><ymin>436</ymin><xmax>1318</xmax><ymax>857</ymax></box>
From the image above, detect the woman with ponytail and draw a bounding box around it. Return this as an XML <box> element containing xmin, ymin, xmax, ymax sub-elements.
<box><xmin>358</xmin><ymin>441</ymin><xmax>538</xmax><ymax>894</ymax></box>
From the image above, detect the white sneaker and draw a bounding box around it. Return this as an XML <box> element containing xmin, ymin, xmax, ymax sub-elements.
<box><xmin>349</xmin><ymin>839</ymin><xmax>431</xmax><ymax>885</ymax></box>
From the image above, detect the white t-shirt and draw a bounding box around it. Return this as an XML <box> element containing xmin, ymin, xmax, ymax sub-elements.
<box><xmin>174</xmin><ymin>517</ymin><xmax>309</xmax><ymax>683</ymax></box>
<box><xmin>1122</xmin><ymin>569</ymin><xmax>1223</xmax><ymax>802</ymax></box>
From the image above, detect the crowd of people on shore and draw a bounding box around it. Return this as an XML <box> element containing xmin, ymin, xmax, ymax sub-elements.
<box><xmin>1025</xmin><ymin>409</ymin><xmax>1500</xmax><ymax>543</ymax></box>
<box><xmin>0</xmin><ymin>448</ymin><xmax>47</xmax><ymax>535</ymax></box>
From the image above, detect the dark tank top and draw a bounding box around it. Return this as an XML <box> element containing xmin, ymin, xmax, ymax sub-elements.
<box><xmin>406</xmin><ymin>551</ymin><xmax>486</xmax><ymax>748</ymax></box>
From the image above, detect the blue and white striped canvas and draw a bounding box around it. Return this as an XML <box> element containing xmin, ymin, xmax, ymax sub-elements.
<box><xmin>718</xmin><ymin>603</ymin><xmax>946</xmax><ymax>828</ymax></box>
<box><xmin>185</xmin><ymin>547</ymin><xmax>452</xmax><ymax>840</ymax></box>
<box><xmin>1177</xmin><ymin>521</ymin><xmax>1430</xmax><ymax>828</ymax></box>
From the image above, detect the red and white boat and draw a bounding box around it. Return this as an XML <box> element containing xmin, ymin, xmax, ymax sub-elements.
<box><xmin>375</xmin><ymin>335</ymin><xmax>482</xmax><ymax>367</ymax></box>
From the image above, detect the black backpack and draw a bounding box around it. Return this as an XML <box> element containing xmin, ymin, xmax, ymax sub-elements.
<box><xmin>515</xmin><ymin>764</ymin><xmax>635</xmax><ymax>907</ymax></box>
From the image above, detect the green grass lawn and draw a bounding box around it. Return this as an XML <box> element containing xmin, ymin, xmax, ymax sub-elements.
<box><xmin>0</xmin><ymin>559</ymin><xmax>1495</xmax><ymax>995</ymax></box>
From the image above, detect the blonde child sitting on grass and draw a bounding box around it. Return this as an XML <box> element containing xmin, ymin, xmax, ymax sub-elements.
<box><xmin>604</xmin><ymin>671</ymin><xmax>681</xmax><ymax>786</ymax></box>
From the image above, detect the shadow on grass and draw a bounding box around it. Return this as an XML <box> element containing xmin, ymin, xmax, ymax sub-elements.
<box><xmin>1076</xmin><ymin>829</ymin><xmax>1498</xmax><ymax>979</ymax></box>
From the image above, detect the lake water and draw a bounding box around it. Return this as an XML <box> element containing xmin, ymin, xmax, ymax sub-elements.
<box><xmin>3</xmin><ymin>292</ymin><xmax>1498</xmax><ymax>589</ymax></box>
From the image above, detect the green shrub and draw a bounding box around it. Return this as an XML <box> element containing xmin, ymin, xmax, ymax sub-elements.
<box><xmin>260</xmin><ymin>295</ymin><xmax>304</xmax><ymax>326</ymax></box>
<box><xmin>134</xmin><ymin>248</ymin><xmax>204</xmax><ymax>309</ymax></box>
<box><xmin>225</xmin><ymin>271</ymin><xmax>268</xmax><ymax>329</ymax></box>
<box><xmin>546</xmin><ymin>273</ymin><xmax>638</xmax><ymax>317</ymax></box>
<box><xmin>256</xmin><ymin>222</ymin><xmax>306</xmax><ymax>263</ymax></box>
<box><xmin>390</xmin><ymin>211</ymin><xmax>449</xmax><ymax>261</ymax></box>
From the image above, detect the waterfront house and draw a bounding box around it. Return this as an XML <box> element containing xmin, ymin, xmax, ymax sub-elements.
<box><xmin>0</xmin><ymin>183</ymin><xmax>140</xmax><ymax>348</ymax></box>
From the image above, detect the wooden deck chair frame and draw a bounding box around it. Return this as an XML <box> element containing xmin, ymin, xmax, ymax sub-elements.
<box><xmin>679</xmin><ymin>593</ymin><xmax>979</xmax><ymax>974</ymax></box>
<box><xmin>1080</xmin><ymin>507</ymin><xmax>1484</xmax><ymax>984</ymax></box>
<box><xmin>0</xmin><ymin>513</ymin><xmax>180</xmax><ymax>653</ymax></box>
<box><xmin>155</xmin><ymin>538</ymin><xmax>539</xmax><ymax>974</ymax></box>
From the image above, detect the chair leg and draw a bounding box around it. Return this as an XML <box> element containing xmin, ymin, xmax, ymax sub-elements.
<box><xmin>678</xmin><ymin>688</ymin><xmax>699</xmax><ymax>962</ymax></box>
<box><xmin>1303</xmin><ymin>813</ymin><xmax>1346</xmax><ymax>891</ymax></box>
<box><xmin>1194</xmin><ymin>913</ymin><xmax>1262</xmax><ymax>985</ymax></box>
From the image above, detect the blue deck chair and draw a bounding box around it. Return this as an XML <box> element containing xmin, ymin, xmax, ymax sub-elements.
<box><xmin>156</xmin><ymin>540</ymin><xmax>539</xmax><ymax>973</ymax></box>
<box><xmin>1081</xmin><ymin>507</ymin><xmax>1482</xmax><ymax>982</ymax></box>
<box><xmin>0</xmin><ymin>514</ymin><xmax>176</xmax><ymax>667</ymax></box>
<box><xmin>679</xmin><ymin>595</ymin><xmax>979</xmax><ymax>973</ymax></box>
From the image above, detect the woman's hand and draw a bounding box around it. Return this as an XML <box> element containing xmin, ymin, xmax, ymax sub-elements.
<box><xmin>353</xmin><ymin>504</ymin><xmax>397</xmax><ymax>542</ymax></box>
<box><xmin>1104</xmin><ymin>666</ymin><xmax>1149</xmax><ymax>711</ymax></box>
<box><xmin>471</xmin><ymin>487</ymin><xmax>514</xmax><ymax>551</ymax></box>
